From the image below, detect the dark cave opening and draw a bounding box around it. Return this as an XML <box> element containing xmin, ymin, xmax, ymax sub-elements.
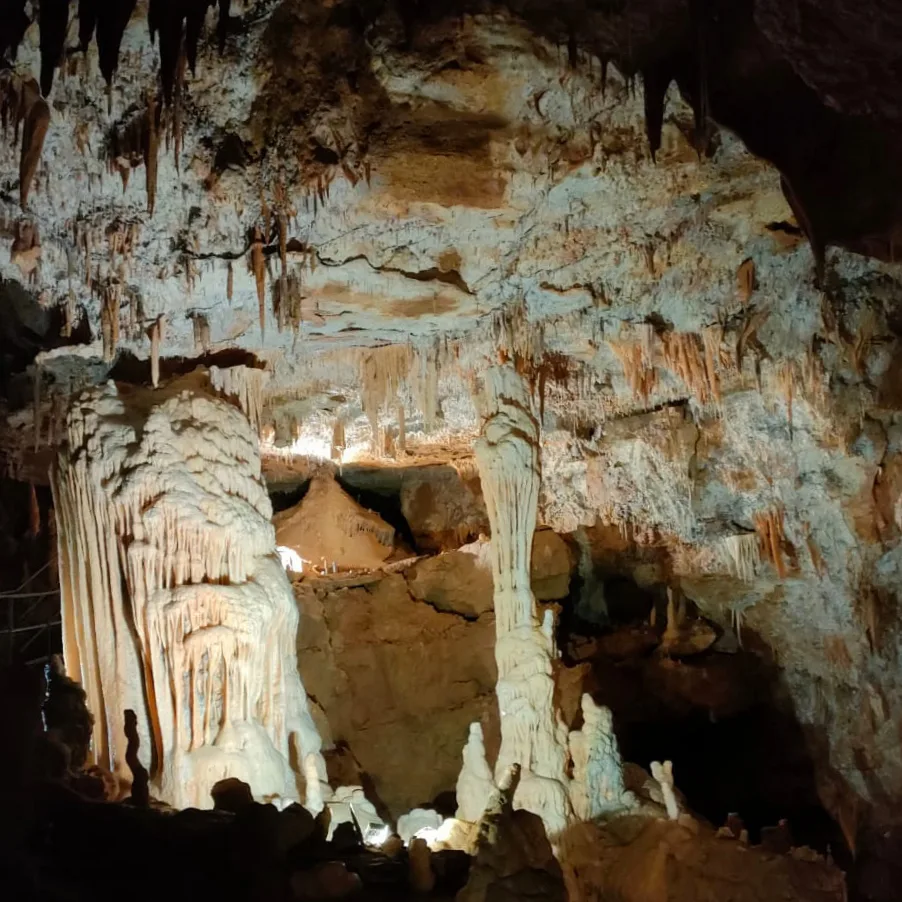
<box><xmin>561</xmin><ymin>567</ymin><xmax>852</xmax><ymax>867</ymax></box>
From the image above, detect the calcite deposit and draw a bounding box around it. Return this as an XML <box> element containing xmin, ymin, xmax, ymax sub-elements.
<box><xmin>51</xmin><ymin>375</ymin><xmax>327</xmax><ymax>810</ymax></box>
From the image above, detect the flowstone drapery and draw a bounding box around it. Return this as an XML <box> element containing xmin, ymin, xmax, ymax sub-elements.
<box><xmin>52</xmin><ymin>374</ymin><xmax>327</xmax><ymax>810</ymax></box>
<box><xmin>468</xmin><ymin>365</ymin><xmax>572</xmax><ymax>836</ymax></box>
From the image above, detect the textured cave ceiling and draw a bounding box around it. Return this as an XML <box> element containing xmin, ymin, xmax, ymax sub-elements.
<box><xmin>0</xmin><ymin>0</ymin><xmax>900</xmax><ymax>466</ymax></box>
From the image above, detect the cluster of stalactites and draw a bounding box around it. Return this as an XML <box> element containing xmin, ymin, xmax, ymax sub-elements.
<box><xmin>209</xmin><ymin>364</ymin><xmax>270</xmax><ymax>436</ymax></box>
<box><xmin>8</xmin><ymin>1</ymin><xmax>231</xmax><ymax>101</ymax></box>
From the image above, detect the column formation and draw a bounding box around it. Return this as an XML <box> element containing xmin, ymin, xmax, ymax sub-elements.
<box><xmin>52</xmin><ymin>374</ymin><xmax>328</xmax><ymax>810</ymax></box>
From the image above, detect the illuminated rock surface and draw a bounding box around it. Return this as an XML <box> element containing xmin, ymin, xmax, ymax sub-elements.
<box><xmin>52</xmin><ymin>375</ymin><xmax>326</xmax><ymax>809</ymax></box>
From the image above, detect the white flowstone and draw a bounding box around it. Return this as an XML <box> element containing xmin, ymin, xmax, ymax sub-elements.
<box><xmin>52</xmin><ymin>375</ymin><xmax>328</xmax><ymax>810</ymax></box>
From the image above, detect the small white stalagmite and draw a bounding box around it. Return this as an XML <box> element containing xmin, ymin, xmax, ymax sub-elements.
<box><xmin>51</xmin><ymin>374</ymin><xmax>327</xmax><ymax>810</ymax></box>
<box><xmin>469</xmin><ymin>364</ymin><xmax>572</xmax><ymax>837</ymax></box>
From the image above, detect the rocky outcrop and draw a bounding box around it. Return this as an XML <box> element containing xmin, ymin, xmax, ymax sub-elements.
<box><xmin>294</xmin><ymin>571</ymin><xmax>497</xmax><ymax>816</ymax></box>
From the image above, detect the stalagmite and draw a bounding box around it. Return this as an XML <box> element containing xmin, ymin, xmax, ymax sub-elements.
<box><xmin>650</xmin><ymin>760</ymin><xmax>680</xmax><ymax>820</ymax></box>
<box><xmin>455</xmin><ymin>723</ymin><xmax>497</xmax><ymax>823</ymax></box>
<box><xmin>51</xmin><ymin>377</ymin><xmax>328</xmax><ymax>810</ymax></box>
<box><xmin>469</xmin><ymin>364</ymin><xmax>571</xmax><ymax>837</ymax></box>
<box><xmin>568</xmin><ymin>695</ymin><xmax>634</xmax><ymax>821</ymax></box>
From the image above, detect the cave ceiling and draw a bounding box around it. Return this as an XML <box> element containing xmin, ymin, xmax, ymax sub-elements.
<box><xmin>0</xmin><ymin>0</ymin><xmax>901</xmax><ymax>465</ymax></box>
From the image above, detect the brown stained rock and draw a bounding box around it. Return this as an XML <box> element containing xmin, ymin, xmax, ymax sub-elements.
<box><xmin>295</xmin><ymin>572</ymin><xmax>497</xmax><ymax>816</ymax></box>
<box><xmin>275</xmin><ymin>474</ymin><xmax>395</xmax><ymax>571</ymax></box>
<box><xmin>566</xmin><ymin>816</ymin><xmax>846</xmax><ymax>902</ymax></box>
<box><xmin>400</xmin><ymin>465</ymin><xmax>488</xmax><ymax>552</ymax></box>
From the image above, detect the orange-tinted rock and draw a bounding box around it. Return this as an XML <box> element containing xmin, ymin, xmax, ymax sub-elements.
<box><xmin>274</xmin><ymin>474</ymin><xmax>395</xmax><ymax>571</ymax></box>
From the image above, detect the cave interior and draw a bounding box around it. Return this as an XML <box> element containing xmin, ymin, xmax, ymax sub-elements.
<box><xmin>2</xmin><ymin>2</ymin><xmax>902</xmax><ymax>901</ymax></box>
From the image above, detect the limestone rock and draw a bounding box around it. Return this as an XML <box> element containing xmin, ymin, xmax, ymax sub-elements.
<box><xmin>406</xmin><ymin>550</ymin><xmax>494</xmax><ymax>618</ymax></box>
<box><xmin>409</xmin><ymin>837</ymin><xmax>436</xmax><ymax>893</ymax></box>
<box><xmin>211</xmin><ymin>778</ymin><xmax>255</xmax><ymax>813</ymax></box>
<box><xmin>400</xmin><ymin>465</ymin><xmax>488</xmax><ymax>552</ymax></box>
<box><xmin>406</xmin><ymin>529</ymin><xmax>572</xmax><ymax>618</ymax></box>
<box><xmin>530</xmin><ymin>530</ymin><xmax>574</xmax><ymax>601</ymax></box>
<box><xmin>457</xmin><ymin>767</ymin><xmax>567</xmax><ymax>902</ymax></box>
<box><xmin>275</xmin><ymin>474</ymin><xmax>395</xmax><ymax>571</ymax></box>
<box><xmin>567</xmin><ymin>817</ymin><xmax>846</xmax><ymax>902</ymax></box>
<box><xmin>296</xmin><ymin>572</ymin><xmax>497</xmax><ymax>816</ymax></box>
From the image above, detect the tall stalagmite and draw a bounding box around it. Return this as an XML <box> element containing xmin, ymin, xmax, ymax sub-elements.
<box><xmin>471</xmin><ymin>365</ymin><xmax>572</xmax><ymax>836</ymax></box>
<box><xmin>51</xmin><ymin>374</ymin><xmax>327</xmax><ymax>810</ymax></box>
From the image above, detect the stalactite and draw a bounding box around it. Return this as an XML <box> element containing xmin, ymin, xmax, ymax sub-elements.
<box><xmin>249</xmin><ymin>227</ymin><xmax>267</xmax><ymax>339</ymax></box>
<box><xmin>754</xmin><ymin>507</ymin><xmax>789</xmax><ymax>579</ymax></box>
<box><xmin>39</xmin><ymin>0</ymin><xmax>69</xmax><ymax>96</ymax></box>
<box><xmin>146</xmin><ymin>96</ymin><xmax>159</xmax><ymax>215</ymax></box>
<box><xmin>103</xmin><ymin>96</ymin><xmax>160</xmax><ymax>214</ymax></box>
<box><xmin>719</xmin><ymin>534</ymin><xmax>759</xmax><ymax>581</ymax></box>
<box><xmin>272</xmin><ymin>271</ymin><xmax>304</xmax><ymax>333</ymax></box>
<box><xmin>149</xmin><ymin>314</ymin><xmax>166</xmax><ymax>388</ymax></box>
<box><xmin>737</xmin><ymin>258</ymin><xmax>755</xmax><ymax>303</ymax></box>
<box><xmin>360</xmin><ymin>345</ymin><xmax>413</xmax><ymax>439</ymax></box>
<box><xmin>209</xmin><ymin>364</ymin><xmax>270</xmax><ymax>435</ymax></box>
<box><xmin>28</xmin><ymin>482</ymin><xmax>40</xmax><ymax>538</ymax></box>
<box><xmin>100</xmin><ymin>285</ymin><xmax>120</xmax><ymax>363</ymax></box>
<box><xmin>662</xmin><ymin>330</ymin><xmax>721</xmax><ymax>405</ymax></box>
<box><xmin>19</xmin><ymin>89</ymin><xmax>50</xmax><ymax>210</ymax></box>
<box><xmin>642</xmin><ymin>65</ymin><xmax>671</xmax><ymax>162</ymax></box>
<box><xmin>227</xmin><ymin>260</ymin><xmax>234</xmax><ymax>301</ymax></box>
<box><xmin>610</xmin><ymin>324</ymin><xmax>657</xmax><ymax>400</ymax></box>
<box><xmin>191</xmin><ymin>312</ymin><xmax>211</xmax><ymax>354</ymax></box>
<box><xmin>777</xmin><ymin>360</ymin><xmax>794</xmax><ymax>438</ymax></box>
<box><xmin>51</xmin><ymin>380</ymin><xmax>327</xmax><ymax>809</ymax></box>
<box><xmin>32</xmin><ymin>365</ymin><xmax>41</xmax><ymax>453</ymax></box>
<box><xmin>79</xmin><ymin>0</ymin><xmax>139</xmax><ymax>84</ymax></box>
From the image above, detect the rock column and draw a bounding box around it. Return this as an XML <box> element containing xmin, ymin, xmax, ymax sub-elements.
<box><xmin>472</xmin><ymin>365</ymin><xmax>571</xmax><ymax>836</ymax></box>
<box><xmin>52</xmin><ymin>374</ymin><xmax>327</xmax><ymax>810</ymax></box>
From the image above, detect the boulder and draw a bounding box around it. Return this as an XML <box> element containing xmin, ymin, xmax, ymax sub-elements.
<box><xmin>400</xmin><ymin>465</ymin><xmax>488</xmax><ymax>552</ymax></box>
<box><xmin>406</xmin><ymin>530</ymin><xmax>572</xmax><ymax>618</ymax></box>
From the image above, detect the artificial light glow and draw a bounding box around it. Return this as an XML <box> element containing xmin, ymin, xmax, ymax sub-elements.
<box><xmin>277</xmin><ymin>546</ymin><xmax>310</xmax><ymax>574</ymax></box>
<box><xmin>405</xmin><ymin>818</ymin><xmax>458</xmax><ymax>850</ymax></box>
<box><xmin>364</xmin><ymin>825</ymin><xmax>391</xmax><ymax>847</ymax></box>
